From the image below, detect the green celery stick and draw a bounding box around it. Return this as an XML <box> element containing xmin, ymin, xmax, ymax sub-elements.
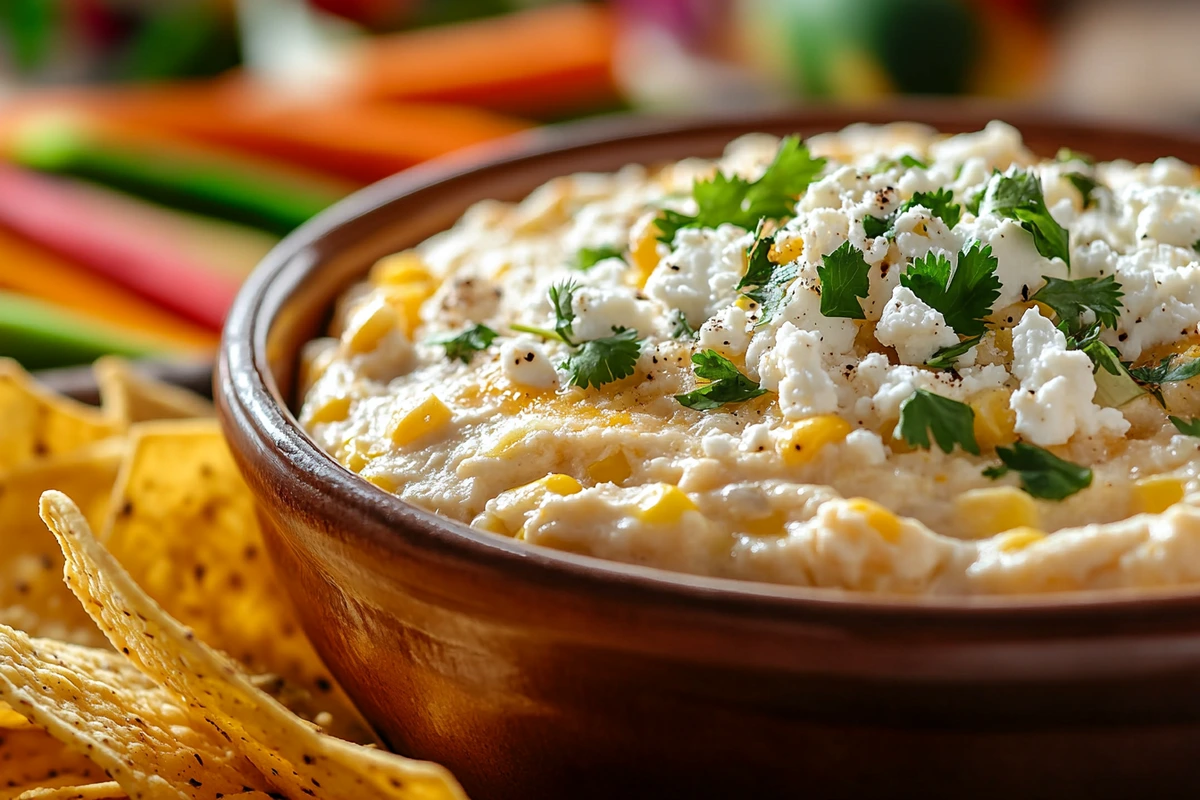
<box><xmin>0</xmin><ymin>291</ymin><xmax>170</xmax><ymax>370</ymax></box>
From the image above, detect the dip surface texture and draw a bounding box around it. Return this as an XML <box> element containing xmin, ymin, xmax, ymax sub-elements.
<box><xmin>300</xmin><ymin>122</ymin><xmax>1200</xmax><ymax>595</ymax></box>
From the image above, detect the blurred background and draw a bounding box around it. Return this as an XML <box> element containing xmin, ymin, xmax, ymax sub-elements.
<box><xmin>1</xmin><ymin>0</ymin><xmax>1197</xmax><ymax>370</ymax></box>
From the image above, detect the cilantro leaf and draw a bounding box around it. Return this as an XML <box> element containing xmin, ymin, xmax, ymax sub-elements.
<box><xmin>900</xmin><ymin>154</ymin><xmax>928</xmax><ymax>169</ymax></box>
<box><xmin>1129</xmin><ymin>354</ymin><xmax>1200</xmax><ymax>385</ymax></box>
<box><xmin>574</xmin><ymin>245</ymin><xmax>623</xmax><ymax>271</ymax></box>
<box><xmin>862</xmin><ymin>188</ymin><xmax>962</xmax><ymax>240</ymax></box>
<box><xmin>1170</xmin><ymin>416</ymin><xmax>1200</xmax><ymax>437</ymax></box>
<box><xmin>816</xmin><ymin>241</ymin><xmax>871</xmax><ymax>319</ymax></box>
<box><xmin>983</xmin><ymin>442</ymin><xmax>1093</xmax><ymax>500</ymax></box>
<box><xmin>738</xmin><ymin>232</ymin><xmax>798</xmax><ymax>327</ymax></box>
<box><xmin>965</xmin><ymin>185</ymin><xmax>985</xmax><ymax>216</ymax></box>
<box><xmin>908</xmin><ymin>188</ymin><xmax>962</xmax><ymax>230</ymax></box>
<box><xmin>1065</xmin><ymin>172</ymin><xmax>1099</xmax><ymax>209</ymax></box>
<box><xmin>1192</xmin><ymin>239</ymin><xmax>1200</xmax><ymax>254</ymax></box>
<box><xmin>926</xmin><ymin>334</ymin><xmax>984</xmax><ymax>370</ymax></box>
<box><xmin>982</xmin><ymin>170</ymin><xmax>1071</xmax><ymax>267</ymax></box>
<box><xmin>863</xmin><ymin>214</ymin><xmax>892</xmax><ymax>239</ymax></box>
<box><xmin>563</xmin><ymin>327</ymin><xmax>642</xmax><ymax>389</ymax></box>
<box><xmin>431</xmin><ymin>323</ymin><xmax>498</xmax><ymax>364</ymax></box>
<box><xmin>895</xmin><ymin>389</ymin><xmax>980</xmax><ymax>455</ymax></box>
<box><xmin>1056</xmin><ymin>147</ymin><xmax>1095</xmax><ymax>165</ymax></box>
<box><xmin>1032</xmin><ymin>274</ymin><xmax>1123</xmax><ymax>335</ymax></box>
<box><xmin>899</xmin><ymin>241</ymin><xmax>1001</xmax><ymax>337</ymax></box>
<box><xmin>669</xmin><ymin>310</ymin><xmax>697</xmax><ymax>340</ymax></box>
<box><xmin>656</xmin><ymin>135</ymin><xmax>825</xmax><ymax>244</ymax></box>
<box><xmin>1083</xmin><ymin>340</ymin><xmax>1145</xmax><ymax>407</ymax></box>
<box><xmin>548</xmin><ymin>280</ymin><xmax>578</xmax><ymax>345</ymax></box>
<box><xmin>675</xmin><ymin>350</ymin><xmax>767</xmax><ymax>410</ymax></box>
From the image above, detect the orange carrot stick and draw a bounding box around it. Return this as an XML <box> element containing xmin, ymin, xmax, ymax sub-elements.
<box><xmin>0</xmin><ymin>227</ymin><xmax>219</xmax><ymax>352</ymax></box>
<box><xmin>350</xmin><ymin>3</ymin><xmax>619</xmax><ymax>116</ymax></box>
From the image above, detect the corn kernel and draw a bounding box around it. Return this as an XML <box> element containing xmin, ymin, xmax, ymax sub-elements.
<box><xmin>995</xmin><ymin>526</ymin><xmax>1045</xmax><ymax>552</ymax></box>
<box><xmin>1133</xmin><ymin>476</ymin><xmax>1186</xmax><ymax>514</ymax></box>
<box><xmin>954</xmin><ymin>486</ymin><xmax>1039</xmax><ymax>540</ymax></box>
<box><xmin>370</xmin><ymin>251</ymin><xmax>432</xmax><ymax>286</ymax></box>
<box><xmin>971</xmin><ymin>388</ymin><xmax>1018</xmax><ymax>450</ymax></box>
<box><xmin>636</xmin><ymin>484</ymin><xmax>698</xmax><ymax>525</ymax></box>
<box><xmin>845</xmin><ymin>497</ymin><xmax>902</xmax><ymax>543</ymax></box>
<box><xmin>778</xmin><ymin>415</ymin><xmax>852</xmax><ymax>466</ymax></box>
<box><xmin>629</xmin><ymin>213</ymin><xmax>661</xmax><ymax>288</ymax></box>
<box><xmin>342</xmin><ymin>295</ymin><xmax>398</xmax><ymax>354</ymax></box>
<box><xmin>389</xmin><ymin>395</ymin><xmax>452</xmax><ymax>448</ymax></box>
<box><xmin>588</xmin><ymin>451</ymin><xmax>632</xmax><ymax>485</ymax></box>
<box><xmin>734</xmin><ymin>294</ymin><xmax>758</xmax><ymax>312</ymax></box>
<box><xmin>769</xmin><ymin>234</ymin><xmax>804</xmax><ymax>264</ymax></box>
<box><xmin>743</xmin><ymin>510</ymin><xmax>789</xmax><ymax>537</ymax></box>
<box><xmin>381</xmin><ymin>284</ymin><xmax>435</xmax><ymax>338</ymax></box>
<box><xmin>363</xmin><ymin>472</ymin><xmax>398</xmax><ymax>493</ymax></box>
<box><xmin>305</xmin><ymin>395</ymin><xmax>352</xmax><ymax>425</ymax></box>
<box><xmin>537</xmin><ymin>473</ymin><xmax>583</xmax><ymax>496</ymax></box>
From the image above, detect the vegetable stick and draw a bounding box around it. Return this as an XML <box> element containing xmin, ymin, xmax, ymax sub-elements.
<box><xmin>0</xmin><ymin>227</ymin><xmax>219</xmax><ymax>351</ymax></box>
<box><xmin>349</xmin><ymin>3</ymin><xmax>619</xmax><ymax>116</ymax></box>
<box><xmin>0</xmin><ymin>291</ymin><xmax>177</xmax><ymax>370</ymax></box>
<box><xmin>8</xmin><ymin>114</ymin><xmax>351</xmax><ymax>235</ymax></box>
<box><xmin>0</xmin><ymin>167</ymin><xmax>239</xmax><ymax>330</ymax></box>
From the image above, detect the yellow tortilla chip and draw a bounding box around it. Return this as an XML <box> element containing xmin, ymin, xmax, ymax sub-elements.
<box><xmin>41</xmin><ymin>491</ymin><xmax>467</xmax><ymax>800</ymax></box>
<box><xmin>0</xmin><ymin>625</ymin><xmax>271</xmax><ymax>800</ymax></box>
<box><xmin>0</xmin><ymin>361</ymin><xmax>120</xmax><ymax>473</ymax></box>
<box><xmin>94</xmin><ymin>358</ymin><xmax>213</xmax><ymax>426</ymax></box>
<box><xmin>0</xmin><ymin>726</ymin><xmax>109</xmax><ymax>800</ymax></box>
<box><xmin>0</xmin><ymin>441</ymin><xmax>122</xmax><ymax>647</ymax></box>
<box><xmin>13</xmin><ymin>784</ymin><xmax>124</xmax><ymax>800</ymax></box>
<box><xmin>101</xmin><ymin>420</ymin><xmax>374</xmax><ymax>743</ymax></box>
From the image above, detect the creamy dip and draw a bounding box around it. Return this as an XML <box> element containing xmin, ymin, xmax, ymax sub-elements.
<box><xmin>300</xmin><ymin>122</ymin><xmax>1200</xmax><ymax>595</ymax></box>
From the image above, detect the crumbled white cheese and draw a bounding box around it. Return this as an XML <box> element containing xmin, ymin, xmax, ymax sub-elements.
<box><xmin>1009</xmin><ymin>307</ymin><xmax>1129</xmax><ymax>445</ymax></box>
<box><xmin>500</xmin><ymin>337</ymin><xmax>559</xmax><ymax>389</ymax></box>
<box><xmin>875</xmin><ymin>285</ymin><xmax>960</xmax><ymax>365</ymax></box>
<box><xmin>757</xmin><ymin>323</ymin><xmax>839</xmax><ymax>420</ymax></box>
<box><xmin>571</xmin><ymin>285</ymin><xmax>657</xmax><ymax>342</ymax></box>
<box><xmin>645</xmin><ymin>225</ymin><xmax>750</xmax><ymax>326</ymax></box>
<box><xmin>697</xmin><ymin>305</ymin><xmax>752</xmax><ymax>357</ymax></box>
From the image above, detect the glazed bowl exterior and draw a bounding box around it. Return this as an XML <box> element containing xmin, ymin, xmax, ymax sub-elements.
<box><xmin>217</xmin><ymin>108</ymin><xmax>1200</xmax><ymax>799</ymax></box>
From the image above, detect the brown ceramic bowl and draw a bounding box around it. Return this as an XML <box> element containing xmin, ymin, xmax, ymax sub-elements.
<box><xmin>217</xmin><ymin>108</ymin><xmax>1200</xmax><ymax>800</ymax></box>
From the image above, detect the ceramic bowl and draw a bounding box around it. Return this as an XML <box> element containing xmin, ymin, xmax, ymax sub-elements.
<box><xmin>217</xmin><ymin>107</ymin><xmax>1200</xmax><ymax>799</ymax></box>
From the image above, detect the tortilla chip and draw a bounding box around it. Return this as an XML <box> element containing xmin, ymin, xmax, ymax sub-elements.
<box><xmin>13</xmin><ymin>784</ymin><xmax>124</xmax><ymax>800</ymax></box>
<box><xmin>41</xmin><ymin>491</ymin><xmax>467</xmax><ymax>800</ymax></box>
<box><xmin>0</xmin><ymin>441</ymin><xmax>122</xmax><ymax>647</ymax></box>
<box><xmin>94</xmin><ymin>358</ymin><xmax>213</xmax><ymax>426</ymax></box>
<box><xmin>101</xmin><ymin>420</ymin><xmax>374</xmax><ymax>743</ymax></box>
<box><xmin>0</xmin><ymin>726</ymin><xmax>109</xmax><ymax>799</ymax></box>
<box><xmin>0</xmin><ymin>625</ymin><xmax>270</xmax><ymax>800</ymax></box>
<box><xmin>0</xmin><ymin>361</ymin><xmax>120</xmax><ymax>473</ymax></box>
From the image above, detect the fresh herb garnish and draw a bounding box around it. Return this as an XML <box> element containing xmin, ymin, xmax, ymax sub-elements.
<box><xmin>863</xmin><ymin>188</ymin><xmax>962</xmax><ymax>239</ymax></box>
<box><xmin>895</xmin><ymin>389</ymin><xmax>980</xmax><ymax>455</ymax></box>
<box><xmin>737</xmin><ymin>232</ymin><xmax>798</xmax><ymax>326</ymax></box>
<box><xmin>1032</xmin><ymin>274</ymin><xmax>1123</xmax><ymax>336</ymax></box>
<box><xmin>926</xmin><ymin>334</ymin><xmax>984</xmax><ymax>370</ymax></box>
<box><xmin>1129</xmin><ymin>353</ymin><xmax>1200</xmax><ymax>385</ymax></box>
<box><xmin>656</xmin><ymin>135</ymin><xmax>825</xmax><ymax>245</ymax></box>
<box><xmin>431</xmin><ymin>323</ymin><xmax>498</xmax><ymax>364</ymax></box>
<box><xmin>1192</xmin><ymin>239</ymin><xmax>1200</xmax><ymax>254</ymax></box>
<box><xmin>1065</xmin><ymin>172</ymin><xmax>1100</xmax><ymax>209</ymax></box>
<box><xmin>983</xmin><ymin>442</ymin><xmax>1093</xmax><ymax>500</ymax></box>
<box><xmin>900</xmin><ymin>154</ymin><xmax>928</xmax><ymax>169</ymax></box>
<box><xmin>1084</xmin><ymin>339</ymin><xmax>1145</xmax><ymax>407</ymax></box>
<box><xmin>675</xmin><ymin>350</ymin><xmax>768</xmax><ymax>410</ymax></box>
<box><xmin>574</xmin><ymin>245</ymin><xmax>623</xmax><ymax>271</ymax></box>
<box><xmin>1056</xmin><ymin>147</ymin><xmax>1095</xmax><ymax>165</ymax></box>
<box><xmin>816</xmin><ymin>241</ymin><xmax>872</xmax><ymax>319</ymax></box>
<box><xmin>965</xmin><ymin>185</ymin><xmax>986</xmax><ymax>216</ymax></box>
<box><xmin>669</xmin><ymin>310</ymin><xmax>697</xmax><ymax>340</ymax></box>
<box><xmin>548</xmin><ymin>280</ymin><xmax>579</xmax><ymax>345</ymax></box>
<box><xmin>899</xmin><ymin>241</ymin><xmax>1001</xmax><ymax>337</ymax></box>
<box><xmin>1170</xmin><ymin>416</ymin><xmax>1200</xmax><ymax>437</ymax></box>
<box><xmin>982</xmin><ymin>170</ymin><xmax>1071</xmax><ymax>267</ymax></box>
<box><xmin>563</xmin><ymin>327</ymin><xmax>642</xmax><ymax>389</ymax></box>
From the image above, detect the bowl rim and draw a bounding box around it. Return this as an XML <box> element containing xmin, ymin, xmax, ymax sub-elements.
<box><xmin>218</xmin><ymin>104</ymin><xmax>1200</xmax><ymax>623</ymax></box>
